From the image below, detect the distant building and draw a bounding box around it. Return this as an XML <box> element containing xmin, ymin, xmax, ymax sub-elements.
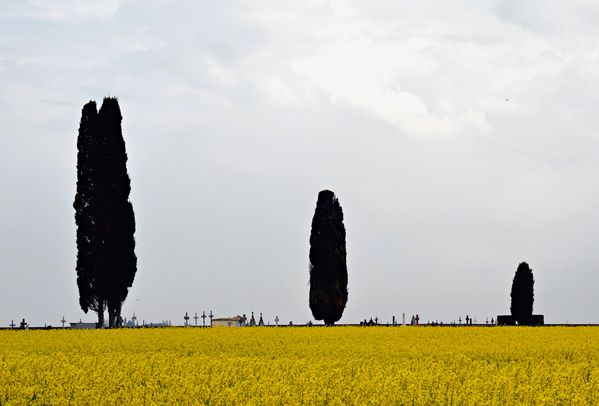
<box><xmin>212</xmin><ymin>315</ymin><xmax>245</xmax><ymax>327</ymax></box>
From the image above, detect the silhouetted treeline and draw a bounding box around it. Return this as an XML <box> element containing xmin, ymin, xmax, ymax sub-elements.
<box><xmin>74</xmin><ymin>97</ymin><xmax>137</xmax><ymax>328</ymax></box>
<box><xmin>309</xmin><ymin>190</ymin><xmax>348</xmax><ymax>326</ymax></box>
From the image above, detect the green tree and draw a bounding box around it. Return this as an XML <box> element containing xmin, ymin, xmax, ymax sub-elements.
<box><xmin>74</xmin><ymin>101</ymin><xmax>104</xmax><ymax>326</ymax></box>
<box><xmin>74</xmin><ymin>97</ymin><xmax>137</xmax><ymax>328</ymax></box>
<box><xmin>309</xmin><ymin>190</ymin><xmax>348</xmax><ymax>326</ymax></box>
<box><xmin>510</xmin><ymin>262</ymin><xmax>534</xmax><ymax>325</ymax></box>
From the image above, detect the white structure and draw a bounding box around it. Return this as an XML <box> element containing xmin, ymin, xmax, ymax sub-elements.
<box><xmin>211</xmin><ymin>315</ymin><xmax>245</xmax><ymax>327</ymax></box>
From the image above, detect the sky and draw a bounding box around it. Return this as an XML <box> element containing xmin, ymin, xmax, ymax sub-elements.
<box><xmin>1</xmin><ymin>0</ymin><xmax>599</xmax><ymax>326</ymax></box>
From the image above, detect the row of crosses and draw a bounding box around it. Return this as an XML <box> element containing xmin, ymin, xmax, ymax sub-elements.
<box><xmin>22</xmin><ymin>312</ymin><xmax>283</xmax><ymax>329</ymax></box>
<box><xmin>184</xmin><ymin>311</ymin><xmax>213</xmax><ymax>326</ymax></box>
<box><xmin>9</xmin><ymin>319</ymin><xmax>28</xmax><ymax>329</ymax></box>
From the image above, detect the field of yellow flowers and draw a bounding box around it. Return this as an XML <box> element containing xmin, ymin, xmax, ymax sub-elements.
<box><xmin>1</xmin><ymin>326</ymin><xmax>598</xmax><ymax>404</ymax></box>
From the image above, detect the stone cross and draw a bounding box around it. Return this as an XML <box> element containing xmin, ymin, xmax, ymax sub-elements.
<box><xmin>209</xmin><ymin>310</ymin><xmax>214</xmax><ymax>326</ymax></box>
<box><xmin>61</xmin><ymin>316</ymin><xmax>66</xmax><ymax>328</ymax></box>
<box><xmin>184</xmin><ymin>312</ymin><xmax>190</xmax><ymax>326</ymax></box>
<box><xmin>194</xmin><ymin>312</ymin><xmax>199</xmax><ymax>326</ymax></box>
<box><xmin>275</xmin><ymin>316</ymin><xmax>279</xmax><ymax>326</ymax></box>
<box><xmin>201</xmin><ymin>311</ymin><xmax>207</xmax><ymax>327</ymax></box>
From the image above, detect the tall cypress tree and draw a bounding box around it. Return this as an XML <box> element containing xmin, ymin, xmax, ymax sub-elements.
<box><xmin>74</xmin><ymin>97</ymin><xmax>137</xmax><ymax>328</ymax></box>
<box><xmin>510</xmin><ymin>262</ymin><xmax>534</xmax><ymax>325</ymax></box>
<box><xmin>97</xmin><ymin>98</ymin><xmax>137</xmax><ymax>328</ymax></box>
<box><xmin>309</xmin><ymin>190</ymin><xmax>348</xmax><ymax>326</ymax></box>
<box><xmin>74</xmin><ymin>101</ymin><xmax>105</xmax><ymax>326</ymax></box>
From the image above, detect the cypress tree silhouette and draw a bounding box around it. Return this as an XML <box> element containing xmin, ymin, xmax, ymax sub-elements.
<box><xmin>309</xmin><ymin>190</ymin><xmax>348</xmax><ymax>326</ymax></box>
<box><xmin>74</xmin><ymin>97</ymin><xmax>137</xmax><ymax>328</ymax></box>
<box><xmin>74</xmin><ymin>101</ymin><xmax>104</xmax><ymax>326</ymax></box>
<box><xmin>510</xmin><ymin>262</ymin><xmax>534</xmax><ymax>325</ymax></box>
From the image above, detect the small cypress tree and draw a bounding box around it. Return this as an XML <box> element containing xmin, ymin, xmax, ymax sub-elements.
<box><xmin>510</xmin><ymin>262</ymin><xmax>534</xmax><ymax>325</ymax></box>
<box><xmin>309</xmin><ymin>190</ymin><xmax>348</xmax><ymax>326</ymax></box>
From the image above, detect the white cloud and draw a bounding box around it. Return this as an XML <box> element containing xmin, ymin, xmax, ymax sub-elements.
<box><xmin>291</xmin><ymin>39</ymin><xmax>494</xmax><ymax>138</ymax></box>
<box><xmin>1</xmin><ymin>0</ymin><xmax>131</xmax><ymax>21</ymax></box>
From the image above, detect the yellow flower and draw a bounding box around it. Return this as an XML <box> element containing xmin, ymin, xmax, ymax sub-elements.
<box><xmin>0</xmin><ymin>327</ymin><xmax>597</xmax><ymax>404</ymax></box>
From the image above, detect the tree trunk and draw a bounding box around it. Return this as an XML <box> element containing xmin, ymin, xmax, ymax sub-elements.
<box><xmin>108</xmin><ymin>309</ymin><xmax>114</xmax><ymax>328</ymax></box>
<box><xmin>108</xmin><ymin>302</ymin><xmax>122</xmax><ymax>328</ymax></box>
<box><xmin>96</xmin><ymin>301</ymin><xmax>105</xmax><ymax>329</ymax></box>
<box><xmin>116</xmin><ymin>302</ymin><xmax>122</xmax><ymax>327</ymax></box>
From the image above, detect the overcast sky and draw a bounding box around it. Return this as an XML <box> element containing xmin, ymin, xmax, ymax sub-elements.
<box><xmin>2</xmin><ymin>0</ymin><xmax>599</xmax><ymax>326</ymax></box>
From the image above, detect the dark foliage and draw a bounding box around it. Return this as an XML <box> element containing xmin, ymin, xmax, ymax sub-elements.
<box><xmin>74</xmin><ymin>101</ymin><xmax>104</xmax><ymax>325</ymax></box>
<box><xmin>510</xmin><ymin>262</ymin><xmax>534</xmax><ymax>325</ymax></box>
<box><xmin>74</xmin><ymin>97</ymin><xmax>137</xmax><ymax>328</ymax></box>
<box><xmin>309</xmin><ymin>190</ymin><xmax>348</xmax><ymax>326</ymax></box>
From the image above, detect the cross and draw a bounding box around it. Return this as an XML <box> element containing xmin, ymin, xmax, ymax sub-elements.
<box><xmin>184</xmin><ymin>312</ymin><xmax>190</xmax><ymax>326</ymax></box>
<box><xmin>194</xmin><ymin>312</ymin><xmax>199</xmax><ymax>326</ymax></box>
<box><xmin>201</xmin><ymin>311</ymin><xmax>207</xmax><ymax>327</ymax></box>
<box><xmin>131</xmin><ymin>313</ymin><xmax>137</xmax><ymax>326</ymax></box>
<box><xmin>209</xmin><ymin>310</ymin><xmax>214</xmax><ymax>326</ymax></box>
<box><xmin>9</xmin><ymin>320</ymin><xmax>15</xmax><ymax>329</ymax></box>
<box><xmin>275</xmin><ymin>316</ymin><xmax>279</xmax><ymax>326</ymax></box>
<box><xmin>61</xmin><ymin>316</ymin><xmax>66</xmax><ymax>328</ymax></box>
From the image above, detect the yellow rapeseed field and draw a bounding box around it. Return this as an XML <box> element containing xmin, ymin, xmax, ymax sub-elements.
<box><xmin>0</xmin><ymin>326</ymin><xmax>598</xmax><ymax>404</ymax></box>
